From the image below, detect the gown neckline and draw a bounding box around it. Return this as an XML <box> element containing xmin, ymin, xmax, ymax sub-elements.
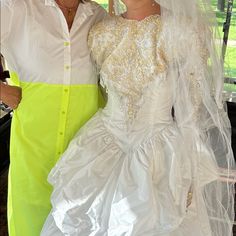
<box><xmin>118</xmin><ymin>13</ymin><xmax>161</xmax><ymax>23</ymax></box>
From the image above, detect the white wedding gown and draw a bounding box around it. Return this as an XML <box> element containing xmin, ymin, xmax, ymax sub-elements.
<box><xmin>41</xmin><ymin>15</ymin><xmax>227</xmax><ymax>236</ymax></box>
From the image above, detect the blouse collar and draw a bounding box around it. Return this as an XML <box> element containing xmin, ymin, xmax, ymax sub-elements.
<box><xmin>44</xmin><ymin>0</ymin><xmax>95</xmax><ymax>16</ymax></box>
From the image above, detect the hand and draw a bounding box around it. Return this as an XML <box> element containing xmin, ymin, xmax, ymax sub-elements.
<box><xmin>0</xmin><ymin>82</ymin><xmax>22</xmax><ymax>109</ymax></box>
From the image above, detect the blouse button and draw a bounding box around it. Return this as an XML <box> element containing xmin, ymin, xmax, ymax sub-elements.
<box><xmin>64</xmin><ymin>42</ymin><xmax>70</xmax><ymax>46</ymax></box>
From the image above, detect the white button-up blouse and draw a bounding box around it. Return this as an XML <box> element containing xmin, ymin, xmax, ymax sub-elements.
<box><xmin>0</xmin><ymin>1</ymin><xmax>107</xmax><ymax>235</ymax></box>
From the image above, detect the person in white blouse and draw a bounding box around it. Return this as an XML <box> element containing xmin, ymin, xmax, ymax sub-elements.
<box><xmin>0</xmin><ymin>0</ymin><xmax>107</xmax><ymax>235</ymax></box>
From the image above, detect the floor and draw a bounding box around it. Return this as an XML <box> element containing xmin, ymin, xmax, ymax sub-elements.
<box><xmin>0</xmin><ymin>168</ymin><xmax>8</xmax><ymax>236</ymax></box>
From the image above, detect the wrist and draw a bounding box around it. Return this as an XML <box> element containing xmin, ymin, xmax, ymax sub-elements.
<box><xmin>0</xmin><ymin>81</ymin><xmax>7</xmax><ymax>101</ymax></box>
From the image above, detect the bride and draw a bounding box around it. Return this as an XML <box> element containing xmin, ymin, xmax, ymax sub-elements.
<box><xmin>41</xmin><ymin>0</ymin><xmax>235</xmax><ymax>235</ymax></box>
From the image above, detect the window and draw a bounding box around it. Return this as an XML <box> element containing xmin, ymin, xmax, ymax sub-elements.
<box><xmin>213</xmin><ymin>0</ymin><xmax>236</xmax><ymax>98</ymax></box>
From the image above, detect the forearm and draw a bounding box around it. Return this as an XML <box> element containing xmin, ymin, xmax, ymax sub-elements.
<box><xmin>0</xmin><ymin>81</ymin><xmax>22</xmax><ymax>109</ymax></box>
<box><xmin>0</xmin><ymin>81</ymin><xmax>7</xmax><ymax>102</ymax></box>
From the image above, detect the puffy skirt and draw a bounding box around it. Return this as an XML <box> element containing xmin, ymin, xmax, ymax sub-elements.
<box><xmin>41</xmin><ymin>110</ymin><xmax>218</xmax><ymax>236</ymax></box>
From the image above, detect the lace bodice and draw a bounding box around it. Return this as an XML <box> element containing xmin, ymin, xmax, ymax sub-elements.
<box><xmin>88</xmin><ymin>15</ymin><xmax>206</xmax><ymax>131</ymax></box>
<box><xmin>88</xmin><ymin>15</ymin><xmax>171</xmax><ymax>125</ymax></box>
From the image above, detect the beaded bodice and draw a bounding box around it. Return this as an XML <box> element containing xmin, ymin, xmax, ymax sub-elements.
<box><xmin>88</xmin><ymin>15</ymin><xmax>174</xmax><ymax>130</ymax></box>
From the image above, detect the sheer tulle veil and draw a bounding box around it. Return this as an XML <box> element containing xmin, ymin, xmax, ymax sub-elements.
<box><xmin>113</xmin><ymin>0</ymin><xmax>235</xmax><ymax>235</ymax></box>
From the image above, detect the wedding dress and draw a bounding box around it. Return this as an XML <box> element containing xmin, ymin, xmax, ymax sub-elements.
<box><xmin>41</xmin><ymin>14</ymin><xmax>234</xmax><ymax>236</ymax></box>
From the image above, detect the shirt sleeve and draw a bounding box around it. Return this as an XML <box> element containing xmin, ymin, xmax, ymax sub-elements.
<box><xmin>0</xmin><ymin>0</ymin><xmax>16</xmax><ymax>49</ymax></box>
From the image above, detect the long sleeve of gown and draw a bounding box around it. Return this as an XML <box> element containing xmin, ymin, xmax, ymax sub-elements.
<box><xmin>173</xmin><ymin>27</ymin><xmax>220</xmax><ymax>189</ymax></box>
<box><xmin>88</xmin><ymin>17</ymin><xmax>116</xmax><ymax>75</ymax></box>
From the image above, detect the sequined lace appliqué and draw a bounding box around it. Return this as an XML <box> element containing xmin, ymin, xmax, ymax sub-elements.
<box><xmin>89</xmin><ymin>15</ymin><xmax>167</xmax><ymax>122</ymax></box>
